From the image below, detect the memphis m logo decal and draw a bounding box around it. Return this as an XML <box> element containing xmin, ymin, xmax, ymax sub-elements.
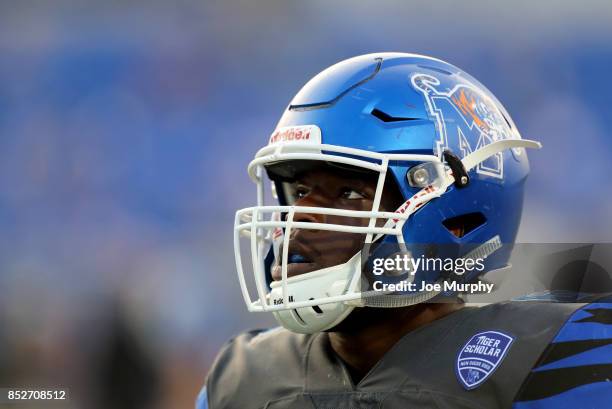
<box><xmin>411</xmin><ymin>73</ymin><xmax>521</xmax><ymax>179</ymax></box>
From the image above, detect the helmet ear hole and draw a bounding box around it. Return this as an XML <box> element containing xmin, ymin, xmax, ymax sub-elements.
<box><xmin>442</xmin><ymin>212</ymin><xmax>487</xmax><ymax>238</ymax></box>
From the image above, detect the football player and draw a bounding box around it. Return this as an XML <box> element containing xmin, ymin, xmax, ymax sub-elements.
<box><xmin>197</xmin><ymin>53</ymin><xmax>612</xmax><ymax>408</ymax></box>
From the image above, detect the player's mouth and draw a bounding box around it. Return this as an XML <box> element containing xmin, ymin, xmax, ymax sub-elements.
<box><xmin>271</xmin><ymin>251</ymin><xmax>318</xmax><ymax>281</ymax></box>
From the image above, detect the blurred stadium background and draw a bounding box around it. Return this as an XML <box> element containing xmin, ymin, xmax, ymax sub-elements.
<box><xmin>0</xmin><ymin>1</ymin><xmax>611</xmax><ymax>407</ymax></box>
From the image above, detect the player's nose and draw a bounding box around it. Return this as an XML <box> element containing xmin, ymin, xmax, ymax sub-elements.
<box><xmin>291</xmin><ymin>193</ymin><xmax>329</xmax><ymax>231</ymax></box>
<box><xmin>289</xmin><ymin>209</ymin><xmax>324</xmax><ymax>235</ymax></box>
<box><xmin>293</xmin><ymin>210</ymin><xmax>320</xmax><ymax>224</ymax></box>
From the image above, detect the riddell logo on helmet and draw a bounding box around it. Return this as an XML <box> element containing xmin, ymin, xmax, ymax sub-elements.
<box><xmin>268</xmin><ymin>125</ymin><xmax>322</xmax><ymax>145</ymax></box>
<box><xmin>269</xmin><ymin>127</ymin><xmax>310</xmax><ymax>144</ymax></box>
<box><xmin>273</xmin><ymin>296</ymin><xmax>294</xmax><ymax>305</ymax></box>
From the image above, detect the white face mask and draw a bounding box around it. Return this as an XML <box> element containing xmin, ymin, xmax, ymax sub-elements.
<box><xmin>234</xmin><ymin>129</ymin><xmax>541</xmax><ymax>334</ymax></box>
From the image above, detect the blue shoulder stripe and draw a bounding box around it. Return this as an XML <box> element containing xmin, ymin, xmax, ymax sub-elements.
<box><xmin>532</xmin><ymin>344</ymin><xmax>612</xmax><ymax>372</ymax></box>
<box><xmin>513</xmin><ymin>381</ymin><xmax>612</xmax><ymax>409</ymax></box>
<box><xmin>552</xmin><ymin>302</ymin><xmax>612</xmax><ymax>342</ymax></box>
<box><xmin>513</xmin><ymin>300</ymin><xmax>612</xmax><ymax>406</ymax></box>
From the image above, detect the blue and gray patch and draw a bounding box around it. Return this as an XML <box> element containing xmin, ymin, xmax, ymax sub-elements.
<box><xmin>456</xmin><ymin>330</ymin><xmax>515</xmax><ymax>390</ymax></box>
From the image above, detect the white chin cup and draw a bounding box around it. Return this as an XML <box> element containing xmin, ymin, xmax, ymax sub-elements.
<box><xmin>269</xmin><ymin>252</ymin><xmax>361</xmax><ymax>333</ymax></box>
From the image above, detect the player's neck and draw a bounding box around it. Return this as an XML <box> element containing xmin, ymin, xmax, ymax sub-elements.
<box><xmin>328</xmin><ymin>302</ymin><xmax>464</xmax><ymax>384</ymax></box>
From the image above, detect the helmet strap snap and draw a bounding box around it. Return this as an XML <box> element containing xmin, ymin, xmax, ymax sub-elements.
<box><xmin>443</xmin><ymin>150</ymin><xmax>470</xmax><ymax>188</ymax></box>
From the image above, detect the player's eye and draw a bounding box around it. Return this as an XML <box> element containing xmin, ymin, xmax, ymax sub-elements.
<box><xmin>340</xmin><ymin>188</ymin><xmax>365</xmax><ymax>200</ymax></box>
<box><xmin>294</xmin><ymin>185</ymin><xmax>310</xmax><ymax>199</ymax></box>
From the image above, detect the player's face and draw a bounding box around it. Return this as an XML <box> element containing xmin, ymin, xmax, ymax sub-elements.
<box><xmin>271</xmin><ymin>168</ymin><xmax>401</xmax><ymax>281</ymax></box>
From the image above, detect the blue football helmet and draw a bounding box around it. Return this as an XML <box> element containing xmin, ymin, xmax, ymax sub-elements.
<box><xmin>233</xmin><ymin>53</ymin><xmax>541</xmax><ymax>333</ymax></box>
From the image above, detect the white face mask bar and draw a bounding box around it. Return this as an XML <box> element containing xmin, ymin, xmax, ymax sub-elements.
<box><xmin>234</xmin><ymin>139</ymin><xmax>542</xmax><ymax>314</ymax></box>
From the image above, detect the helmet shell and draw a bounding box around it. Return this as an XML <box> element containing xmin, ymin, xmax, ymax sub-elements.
<box><xmin>274</xmin><ymin>53</ymin><xmax>529</xmax><ymax>273</ymax></box>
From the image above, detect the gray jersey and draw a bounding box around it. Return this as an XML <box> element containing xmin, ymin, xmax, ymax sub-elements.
<box><xmin>203</xmin><ymin>301</ymin><xmax>599</xmax><ymax>409</ymax></box>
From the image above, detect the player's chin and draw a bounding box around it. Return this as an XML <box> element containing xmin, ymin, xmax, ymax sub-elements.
<box><xmin>271</xmin><ymin>262</ymin><xmax>318</xmax><ymax>281</ymax></box>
